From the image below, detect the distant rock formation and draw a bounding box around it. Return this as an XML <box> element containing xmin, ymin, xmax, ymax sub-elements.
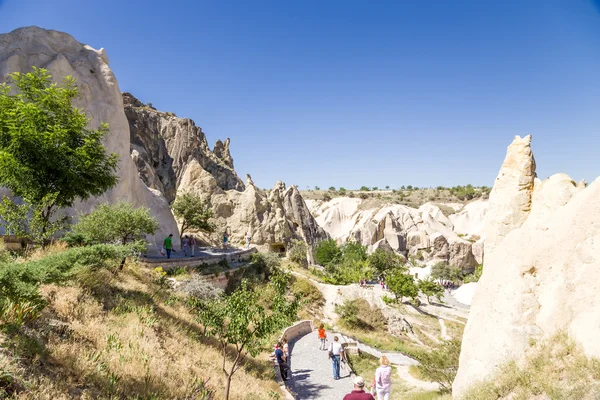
<box><xmin>453</xmin><ymin>136</ymin><xmax>597</xmax><ymax>397</ymax></box>
<box><xmin>124</xmin><ymin>96</ymin><xmax>327</xmax><ymax>251</ymax></box>
<box><xmin>0</xmin><ymin>27</ymin><xmax>179</xmax><ymax>248</ymax></box>
<box><xmin>124</xmin><ymin>92</ymin><xmax>244</xmax><ymax>204</ymax></box>
<box><xmin>306</xmin><ymin>198</ymin><xmax>484</xmax><ymax>270</ymax></box>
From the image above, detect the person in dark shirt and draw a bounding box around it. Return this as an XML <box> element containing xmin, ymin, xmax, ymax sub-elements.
<box><xmin>275</xmin><ymin>342</ymin><xmax>289</xmax><ymax>381</ymax></box>
<box><xmin>343</xmin><ymin>376</ymin><xmax>375</xmax><ymax>400</ymax></box>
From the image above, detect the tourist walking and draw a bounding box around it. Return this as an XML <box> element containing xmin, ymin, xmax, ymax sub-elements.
<box><xmin>374</xmin><ymin>356</ymin><xmax>392</xmax><ymax>400</ymax></box>
<box><xmin>282</xmin><ymin>337</ymin><xmax>291</xmax><ymax>368</ymax></box>
<box><xmin>275</xmin><ymin>342</ymin><xmax>289</xmax><ymax>381</ymax></box>
<box><xmin>163</xmin><ymin>234</ymin><xmax>173</xmax><ymax>259</ymax></box>
<box><xmin>343</xmin><ymin>376</ymin><xmax>375</xmax><ymax>400</ymax></box>
<box><xmin>318</xmin><ymin>324</ymin><xmax>327</xmax><ymax>350</ymax></box>
<box><xmin>189</xmin><ymin>236</ymin><xmax>196</xmax><ymax>257</ymax></box>
<box><xmin>223</xmin><ymin>231</ymin><xmax>229</xmax><ymax>249</ymax></box>
<box><xmin>182</xmin><ymin>235</ymin><xmax>189</xmax><ymax>257</ymax></box>
<box><xmin>244</xmin><ymin>231</ymin><xmax>251</xmax><ymax>249</ymax></box>
<box><xmin>328</xmin><ymin>336</ymin><xmax>344</xmax><ymax>380</ymax></box>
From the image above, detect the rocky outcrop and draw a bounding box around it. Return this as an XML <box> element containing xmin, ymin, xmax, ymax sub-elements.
<box><xmin>124</xmin><ymin>93</ymin><xmax>244</xmax><ymax>203</ymax></box>
<box><xmin>0</xmin><ymin>27</ymin><xmax>179</xmax><ymax>248</ymax></box>
<box><xmin>453</xmin><ymin>136</ymin><xmax>595</xmax><ymax>397</ymax></box>
<box><xmin>306</xmin><ymin>198</ymin><xmax>480</xmax><ymax>270</ymax></box>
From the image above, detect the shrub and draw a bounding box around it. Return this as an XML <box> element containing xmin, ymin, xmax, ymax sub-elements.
<box><xmin>360</xmin><ymin>186</ymin><xmax>370</xmax><ymax>191</ymax></box>
<box><xmin>359</xmin><ymin>193</ymin><xmax>369</xmax><ymax>200</ymax></box>
<box><xmin>328</xmin><ymin>186</ymin><xmax>336</xmax><ymax>191</ymax></box>
<box><xmin>290</xmin><ymin>276</ymin><xmax>324</xmax><ymax>311</ymax></box>
<box><xmin>430</xmin><ymin>262</ymin><xmax>464</xmax><ymax>282</ymax></box>
<box><xmin>287</xmin><ymin>239</ymin><xmax>308</xmax><ymax>267</ymax></box>
<box><xmin>382</xmin><ymin>295</ymin><xmax>395</xmax><ymax>305</ymax></box>
<box><xmin>338</xmin><ymin>187</ymin><xmax>347</xmax><ymax>195</ymax></box>
<box><xmin>336</xmin><ymin>298</ymin><xmax>386</xmax><ymax>331</ymax></box>
<box><xmin>464</xmin><ymin>264</ymin><xmax>483</xmax><ymax>283</ymax></box>
<box><xmin>179</xmin><ymin>274</ymin><xmax>223</xmax><ymax>300</ymax></box>
<box><xmin>322</xmin><ymin>193</ymin><xmax>332</xmax><ymax>202</ymax></box>
<box><xmin>314</xmin><ymin>239</ymin><xmax>341</xmax><ymax>266</ymax></box>
<box><xmin>368</xmin><ymin>249</ymin><xmax>405</xmax><ymax>276</ymax></box>
<box><xmin>415</xmin><ymin>339</ymin><xmax>461</xmax><ymax>392</ymax></box>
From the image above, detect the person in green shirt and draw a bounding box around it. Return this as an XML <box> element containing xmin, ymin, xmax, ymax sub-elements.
<box><xmin>164</xmin><ymin>234</ymin><xmax>174</xmax><ymax>258</ymax></box>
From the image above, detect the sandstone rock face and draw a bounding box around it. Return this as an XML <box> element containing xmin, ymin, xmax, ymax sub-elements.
<box><xmin>452</xmin><ymin>137</ymin><xmax>595</xmax><ymax>398</ymax></box>
<box><xmin>306</xmin><ymin>198</ymin><xmax>480</xmax><ymax>270</ymax></box>
<box><xmin>124</xmin><ymin>93</ymin><xmax>244</xmax><ymax>203</ymax></box>
<box><xmin>0</xmin><ymin>27</ymin><xmax>179</xmax><ymax>248</ymax></box>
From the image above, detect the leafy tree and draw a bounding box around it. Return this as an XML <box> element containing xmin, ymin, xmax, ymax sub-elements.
<box><xmin>287</xmin><ymin>239</ymin><xmax>308</xmax><ymax>267</ymax></box>
<box><xmin>372</xmin><ymin>186</ymin><xmax>379</xmax><ymax>191</ymax></box>
<box><xmin>400</xmin><ymin>185</ymin><xmax>406</xmax><ymax>190</ymax></box>
<box><xmin>418</xmin><ymin>278</ymin><xmax>444</xmax><ymax>303</ymax></box>
<box><xmin>368</xmin><ymin>249</ymin><xmax>405</xmax><ymax>276</ymax></box>
<box><xmin>0</xmin><ymin>68</ymin><xmax>118</xmax><ymax>245</ymax></box>
<box><xmin>415</xmin><ymin>339</ymin><xmax>461</xmax><ymax>392</ymax></box>
<box><xmin>338</xmin><ymin>187</ymin><xmax>347</xmax><ymax>195</ymax></box>
<box><xmin>314</xmin><ymin>186</ymin><xmax>320</xmax><ymax>191</ymax></box>
<box><xmin>196</xmin><ymin>271</ymin><xmax>298</xmax><ymax>400</ymax></box>
<box><xmin>360</xmin><ymin>186</ymin><xmax>370</xmax><ymax>191</ymax></box>
<box><xmin>314</xmin><ymin>239</ymin><xmax>341</xmax><ymax>265</ymax></box>
<box><xmin>340</xmin><ymin>241</ymin><xmax>368</xmax><ymax>262</ymax></box>
<box><xmin>71</xmin><ymin>202</ymin><xmax>158</xmax><ymax>245</ymax></box>
<box><xmin>386</xmin><ymin>269</ymin><xmax>418</xmax><ymax>303</ymax></box>
<box><xmin>385</xmin><ymin>185</ymin><xmax>390</xmax><ymax>190</ymax></box>
<box><xmin>431</xmin><ymin>262</ymin><xmax>463</xmax><ymax>282</ymax></box>
<box><xmin>406</xmin><ymin>185</ymin><xmax>414</xmax><ymax>190</ymax></box>
<box><xmin>328</xmin><ymin>186</ymin><xmax>336</xmax><ymax>191</ymax></box>
<box><xmin>172</xmin><ymin>192</ymin><xmax>214</xmax><ymax>239</ymax></box>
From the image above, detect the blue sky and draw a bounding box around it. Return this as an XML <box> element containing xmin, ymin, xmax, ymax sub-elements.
<box><xmin>1</xmin><ymin>0</ymin><xmax>599</xmax><ymax>190</ymax></box>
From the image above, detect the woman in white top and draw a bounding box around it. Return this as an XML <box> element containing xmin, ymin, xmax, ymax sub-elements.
<box><xmin>375</xmin><ymin>355</ymin><xmax>392</xmax><ymax>400</ymax></box>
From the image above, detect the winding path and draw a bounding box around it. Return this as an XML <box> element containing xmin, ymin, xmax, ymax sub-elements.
<box><xmin>286</xmin><ymin>331</ymin><xmax>354</xmax><ymax>399</ymax></box>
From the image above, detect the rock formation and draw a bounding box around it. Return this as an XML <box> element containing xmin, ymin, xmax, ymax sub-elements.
<box><xmin>125</xmin><ymin>96</ymin><xmax>327</xmax><ymax>251</ymax></box>
<box><xmin>0</xmin><ymin>27</ymin><xmax>179</xmax><ymax>248</ymax></box>
<box><xmin>453</xmin><ymin>136</ymin><xmax>596</xmax><ymax>397</ymax></box>
<box><xmin>306</xmin><ymin>198</ymin><xmax>481</xmax><ymax>270</ymax></box>
<box><xmin>124</xmin><ymin>93</ymin><xmax>244</xmax><ymax>203</ymax></box>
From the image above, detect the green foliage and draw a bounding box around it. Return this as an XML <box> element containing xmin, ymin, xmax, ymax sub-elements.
<box><xmin>70</xmin><ymin>202</ymin><xmax>158</xmax><ymax>245</ymax></box>
<box><xmin>430</xmin><ymin>262</ymin><xmax>464</xmax><ymax>282</ymax></box>
<box><xmin>0</xmin><ymin>244</ymin><xmax>138</xmax><ymax>328</ymax></box>
<box><xmin>418</xmin><ymin>278</ymin><xmax>444</xmax><ymax>303</ymax></box>
<box><xmin>338</xmin><ymin>187</ymin><xmax>347</xmax><ymax>195</ymax></box>
<box><xmin>287</xmin><ymin>239</ymin><xmax>308</xmax><ymax>267</ymax></box>
<box><xmin>314</xmin><ymin>186</ymin><xmax>320</xmax><ymax>191</ymax></box>
<box><xmin>0</xmin><ymin>68</ymin><xmax>118</xmax><ymax>244</ymax></box>
<box><xmin>172</xmin><ymin>192</ymin><xmax>214</xmax><ymax>236</ymax></box>
<box><xmin>340</xmin><ymin>241</ymin><xmax>368</xmax><ymax>262</ymax></box>
<box><xmin>415</xmin><ymin>339</ymin><xmax>461</xmax><ymax>392</ymax></box>
<box><xmin>336</xmin><ymin>298</ymin><xmax>387</xmax><ymax>330</ymax></box>
<box><xmin>328</xmin><ymin>186</ymin><xmax>336</xmax><ymax>191</ymax></box>
<box><xmin>368</xmin><ymin>249</ymin><xmax>405</xmax><ymax>276</ymax></box>
<box><xmin>464</xmin><ymin>264</ymin><xmax>483</xmax><ymax>283</ymax></box>
<box><xmin>372</xmin><ymin>186</ymin><xmax>379</xmax><ymax>191</ymax></box>
<box><xmin>382</xmin><ymin>294</ymin><xmax>395</xmax><ymax>305</ymax></box>
<box><xmin>359</xmin><ymin>186</ymin><xmax>370</xmax><ymax>191</ymax></box>
<box><xmin>386</xmin><ymin>269</ymin><xmax>418</xmax><ymax>303</ymax></box>
<box><xmin>196</xmin><ymin>270</ymin><xmax>298</xmax><ymax>400</ymax></box>
<box><xmin>314</xmin><ymin>239</ymin><xmax>342</xmax><ymax>266</ymax></box>
<box><xmin>290</xmin><ymin>276</ymin><xmax>324</xmax><ymax>313</ymax></box>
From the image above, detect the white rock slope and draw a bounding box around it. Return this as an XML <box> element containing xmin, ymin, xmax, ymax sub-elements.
<box><xmin>453</xmin><ymin>136</ymin><xmax>597</xmax><ymax>397</ymax></box>
<box><xmin>0</xmin><ymin>27</ymin><xmax>179</xmax><ymax>247</ymax></box>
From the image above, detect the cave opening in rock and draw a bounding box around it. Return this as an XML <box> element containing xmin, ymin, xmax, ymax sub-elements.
<box><xmin>270</xmin><ymin>243</ymin><xmax>286</xmax><ymax>254</ymax></box>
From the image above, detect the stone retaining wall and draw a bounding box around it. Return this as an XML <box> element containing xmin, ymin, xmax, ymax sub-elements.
<box><xmin>138</xmin><ymin>248</ymin><xmax>257</xmax><ymax>269</ymax></box>
<box><xmin>279</xmin><ymin>320</ymin><xmax>314</xmax><ymax>342</ymax></box>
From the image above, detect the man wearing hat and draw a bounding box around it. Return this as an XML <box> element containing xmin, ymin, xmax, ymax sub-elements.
<box><xmin>343</xmin><ymin>376</ymin><xmax>375</xmax><ymax>400</ymax></box>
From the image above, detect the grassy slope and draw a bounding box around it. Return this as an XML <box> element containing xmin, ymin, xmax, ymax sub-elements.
<box><xmin>0</xmin><ymin>261</ymin><xmax>281</xmax><ymax>400</ymax></box>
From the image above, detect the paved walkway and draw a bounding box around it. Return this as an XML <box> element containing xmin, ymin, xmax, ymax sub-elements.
<box><xmin>286</xmin><ymin>331</ymin><xmax>355</xmax><ymax>399</ymax></box>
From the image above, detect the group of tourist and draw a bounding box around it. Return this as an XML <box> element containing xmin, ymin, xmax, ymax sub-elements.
<box><xmin>161</xmin><ymin>230</ymin><xmax>253</xmax><ymax>258</ymax></box>
<box><xmin>315</xmin><ymin>324</ymin><xmax>392</xmax><ymax>399</ymax></box>
<box><xmin>274</xmin><ymin>338</ymin><xmax>290</xmax><ymax>381</ymax></box>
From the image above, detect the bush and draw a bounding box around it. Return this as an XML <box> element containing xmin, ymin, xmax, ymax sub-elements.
<box><xmin>314</xmin><ymin>239</ymin><xmax>341</xmax><ymax>266</ymax></box>
<box><xmin>464</xmin><ymin>264</ymin><xmax>483</xmax><ymax>283</ymax></box>
<box><xmin>382</xmin><ymin>295</ymin><xmax>395</xmax><ymax>305</ymax></box>
<box><xmin>290</xmin><ymin>276</ymin><xmax>324</xmax><ymax>312</ymax></box>
<box><xmin>287</xmin><ymin>239</ymin><xmax>308</xmax><ymax>267</ymax></box>
<box><xmin>336</xmin><ymin>298</ymin><xmax>386</xmax><ymax>330</ymax></box>
<box><xmin>415</xmin><ymin>339</ymin><xmax>461</xmax><ymax>392</ymax></box>
<box><xmin>360</xmin><ymin>186</ymin><xmax>370</xmax><ymax>191</ymax></box>
<box><xmin>430</xmin><ymin>262</ymin><xmax>464</xmax><ymax>282</ymax></box>
<box><xmin>368</xmin><ymin>249</ymin><xmax>405</xmax><ymax>276</ymax></box>
<box><xmin>179</xmin><ymin>274</ymin><xmax>223</xmax><ymax>300</ymax></box>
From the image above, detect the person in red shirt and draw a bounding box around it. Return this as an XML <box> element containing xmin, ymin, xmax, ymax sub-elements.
<box><xmin>343</xmin><ymin>376</ymin><xmax>375</xmax><ymax>400</ymax></box>
<box><xmin>318</xmin><ymin>323</ymin><xmax>327</xmax><ymax>350</ymax></box>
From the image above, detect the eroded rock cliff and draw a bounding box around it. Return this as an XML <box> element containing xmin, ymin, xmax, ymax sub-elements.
<box><xmin>0</xmin><ymin>27</ymin><xmax>179</xmax><ymax>248</ymax></box>
<box><xmin>453</xmin><ymin>136</ymin><xmax>598</xmax><ymax>397</ymax></box>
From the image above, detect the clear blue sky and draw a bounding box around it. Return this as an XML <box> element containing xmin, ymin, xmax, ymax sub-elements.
<box><xmin>1</xmin><ymin>0</ymin><xmax>599</xmax><ymax>190</ymax></box>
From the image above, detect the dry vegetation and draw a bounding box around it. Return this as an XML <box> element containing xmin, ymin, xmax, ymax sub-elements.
<box><xmin>0</xmin><ymin>259</ymin><xmax>281</xmax><ymax>399</ymax></box>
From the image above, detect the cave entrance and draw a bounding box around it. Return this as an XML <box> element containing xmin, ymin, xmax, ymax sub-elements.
<box><xmin>270</xmin><ymin>243</ymin><xmax>286</xmax><ymax>254</ymax></box>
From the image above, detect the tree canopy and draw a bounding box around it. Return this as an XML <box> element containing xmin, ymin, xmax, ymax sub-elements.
<box><xmin>0</xmin><ymin>68</ymin><xmax>118</xmax><ymax>243</ymax></box>
<box><xmin>172</xmin><ymin>192</ymin><xmax>214</xmax><ymax>237</ymax></box>
<box><xmin>386</xmin><ymin>269</ymin><xmax>418</xmax><ymax>303</ymax></box>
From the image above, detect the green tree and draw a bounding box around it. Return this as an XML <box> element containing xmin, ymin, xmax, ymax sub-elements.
<box><xmin>71</xmin><ymin>202</ymin><xmax>158</xmax><ymax>245</ymax></box>
<box><xmin>287</xmin><ymin>239</ymin><xmax>308</xmax><ymax>267</ymax></box>
<box><xmin>418</xmin><ymin>278</ymin><xmax>444</xmax><ymax>303</ymax></box>
<box><xmin>368</xmin><ymin>249</ymin><xmax>404</xmax><ymax>276</ymax></box>
<box><xmin>172</xmin><ymin>192</ymin><xmax>214</xmax><ymax>239</ymax></box>
<box><xmin>385</xmin><ymin>185</ymin><xmax>390</xmax><ymax>190</ymax></box>
<box><xmin>415</xmin><ymin>339</ymin><xmax>461</xmax><ymax>392</ymax></box>
<box><xmin>328</xmin><ymin>186</ymin><xmax>336</xmax><ymax>191</ymax></box>
<box><xmin>0</xmin><ymin>68</ymin><xmax>118</xmax><ymax>245</ymax></box>
<box><xmin>386</xmin><ymin>269</ymin><xmax>418</xmax><ymax>303</ymax></box>
<box><xmin>314</xmin><ymin>186</ymin><xmax>320</xmax><ymax>191</ymax></box>
<box><xmin>360</xmin><ymin>186</ymin><xmax>370</xmax><ymax>191</ymax></box>
<box><xmin>314</xmin><ymin>239</ymin><xmax>341</xmax><ymax>265</ymax></box>
<box><xmin>196</xmin><ymin>271</ymin><xmax>298</xmax><ymax>400</ymax></box>
<box><xmin>431</xmin><ymin>262</ymin><xmax>463</xmax><ymax>282</ymax></box>
<box><xmin>372</xmin><ymin>186</ymin><xmax>379</xmax><ymax>191</ymax></box>
<box><xmin>338</xmin><ymin>187</ymin><xmax>347</xmax><ymax>195</ymax></box>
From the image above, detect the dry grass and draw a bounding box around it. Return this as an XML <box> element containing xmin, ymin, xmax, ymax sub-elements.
<box><xmin>464</xmin><ymin>332</ymin><xmax>600</xmax><ymax>400</ymax></box>
<box><xmin>0</xmin><ymin>261</ymin><xmax>281</xmax><ymax>399</ymax></box>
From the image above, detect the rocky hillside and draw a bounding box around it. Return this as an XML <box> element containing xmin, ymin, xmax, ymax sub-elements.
<box><xmin>125</xmin><ymin>92</ymin><xmax>244</xmax><ymax>204</ymax></box>
<box><xmin>453</xmin><ymin>135</ymin><xmax>595</xmax><ymax>397</ymax></box>
<box><xmin>0</xmin><ymin>27</ymin><xmax>179</xmax><ymax>248</ymax></box>
<box><xmin>306</xmin><ymin>197</ymin><xmax>486</xmax><ymax>269</ymax></box>
<box><xmin>123</xmin><ymin>96</ymin><xmax>327</xmax><ymax>251</ymax></box>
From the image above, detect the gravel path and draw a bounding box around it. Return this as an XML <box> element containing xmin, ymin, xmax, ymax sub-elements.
<box><xmin>286</xmin><ymin>331</ymin><xmax>354</xmax><ymax>399</ymax></box>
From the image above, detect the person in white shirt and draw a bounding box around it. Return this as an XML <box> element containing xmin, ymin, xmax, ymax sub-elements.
<box><xmin>328</xmin><ymin>336</ymin><xmax>345</xmax><ymax>380</ymax></box>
